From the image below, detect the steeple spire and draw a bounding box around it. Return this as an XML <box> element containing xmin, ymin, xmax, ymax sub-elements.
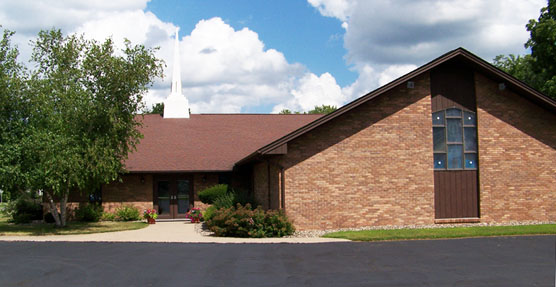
<box><xmin>164</xmin><ymin>27</ymin><xmax>190</xmax><ymax>118</ymax></box>
<box><xmin>171</xmin><ymin>28</ymin><xmax>182</xmax><ymax>96</ymax></box>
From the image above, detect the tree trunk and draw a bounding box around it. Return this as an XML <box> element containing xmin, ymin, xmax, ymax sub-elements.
<box><xmin>44</xmin><ymin>190</ymin><xmax>62</xmax><ymax>227</ymax></box>
<box><xmin>60</xmin><ymin>189</ymin><xmax>69</xmax><ymax>227</ymax></box>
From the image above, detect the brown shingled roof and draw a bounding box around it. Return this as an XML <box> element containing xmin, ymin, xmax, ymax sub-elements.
<box><xmin>124</xmin><ymin>113</ymin><xmax>322</xmax><ymax>172</ymax></box>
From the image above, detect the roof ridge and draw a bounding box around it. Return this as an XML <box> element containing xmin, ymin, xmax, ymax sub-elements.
<box><xmin>234</xmin><ymin>47</ymin><xmax>555</xmax><ymax>167</ymax></box>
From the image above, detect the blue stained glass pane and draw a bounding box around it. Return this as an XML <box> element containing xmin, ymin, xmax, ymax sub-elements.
<box><xmin>447</xmin><ymin>118</ymin><xmax>462</xmax><ymax>142</ymax></box>
<box><xmin>446</xmin><ymin>108</ymin><xmax>461</xmax><ymax>117</ymax></box>
<box><xmin>464</xmin><ymin>127</ymin><xmax>477</xmax><ymax>151</ymax></box>
<box><xmin>465</xmin><ymin>153</ymin><xmax>477</xmax><ymax>169</ymax></box>
<box><xmin>433</xmin><ymin>127</ymin><xmax>446</xmax><ymax>151</ymax></box>
<box><xmin>447</xmin><ymin>144</ymin><xmax>463</xmax><ymax>169</ymax></box>
<box><xmin>432</xmin><ymin>111</ymin><xmax>445</xmax><ymax>125</ymax></box>
<box><xmin>434</xmin><ymin>153</ymin><xmax>446</xmax><ymax>169</ymax></box>
<box><xmin>463</xmin><ymin>111</ymin><xmax>476</xmax><ymax>125</ymax></box>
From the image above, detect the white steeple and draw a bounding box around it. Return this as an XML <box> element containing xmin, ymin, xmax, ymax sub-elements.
<box><xmin>164</xmin><ymin>28</ymin><xmax>190</xmax><ymax>118</ymax></box>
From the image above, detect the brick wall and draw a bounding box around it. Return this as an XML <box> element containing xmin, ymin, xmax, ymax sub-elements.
<box><xmin>475</xmin><ymin>72</ymin><xmax>556</xmax><ymax>223</ymax></box>
<box><xmin>193</xmin><ymin>173</ymin><xmax>219</xmax><ymax>209</ymax></box>
<box><xmin>279</xmin><ymin>73</ymin><xmax>435</xmax><ymax>230</ymax></box>
<box><xmin>101</xmin><ymin>174</ymin><xmax>153</xmax><ymax>213</ymax></box>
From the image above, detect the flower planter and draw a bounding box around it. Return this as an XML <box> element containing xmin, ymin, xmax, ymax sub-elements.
<box><xmin>190</xmin><ymin>218</ymin><xmax>200</xmax><ymax>223</ymax></box>
<box><xmin>147</xmin><ymin>217</ymin><xmax>156</xmax><ymax>224</ymax></box>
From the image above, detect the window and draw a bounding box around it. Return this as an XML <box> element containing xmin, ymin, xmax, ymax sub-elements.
<box><xmin>89</xmin><ymin>188</ymin><xmax>102</xmax><ymax>203</ymax></box>
<box><xmin>432</xmin><ymin>107</ymin><xmax>477</xmax><ymax>170</ymax></box>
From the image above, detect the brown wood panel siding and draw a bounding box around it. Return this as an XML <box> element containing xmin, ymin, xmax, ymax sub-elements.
<box><xmin>434</xmin><ymin>171</ymin><xmax>478</xmax><ymax>218</ymax></box>
<box><xmin>431</xmin><ymin>62</ymin><xmax>476</xmax><ymax>112</ymax></box>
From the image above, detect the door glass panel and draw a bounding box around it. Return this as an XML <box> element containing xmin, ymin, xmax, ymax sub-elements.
<box><xmin>447</xmin><ymin>144</ymin><xmax>463</xmax><ymax>169</ymax></box>
<box><xmin>177</xmin><ymin>180</ymin><xmax>190</xmax><ymax>214</ymax></box>
<box><xmin>433</xmin><ymin>127</ymin><xmax>446</xmax><ymax>151</ymax></box>
<box><xmin>447</xmin><ymin>118</ymin><xmax>462</xmax><ymax>142</ymax></box>
<box><xmin>157</xmin><ymin>181</ymin><xmax>170</xmax><ymax>215</ymax></box>
<box><xmin>432</xmin><ymin>111</ymin><xmax>445</xmax><ymax>126</ymax></box>
<box><xmin>464</xmin><ymin>127</ymin><xmax>477</xmax><ymax>151</ymax></box>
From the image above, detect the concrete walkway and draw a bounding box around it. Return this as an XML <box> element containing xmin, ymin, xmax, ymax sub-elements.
<box><xmin>0</xmin><ymin>221</ymin><xmax>349</xmax><ymax>243</ymax></box>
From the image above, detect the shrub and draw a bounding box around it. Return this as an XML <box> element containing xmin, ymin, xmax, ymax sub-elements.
<box><xmin>213</xmin><ymin>192</ymin><xmax>235</xmax><ymax>209</ymax></box>
<box><xmin>198</xmin><ymin>184</ymin><xmax>228</xmax><ymax>204</ymax></box>
<box><xmin>206</xmin><ymin>203</ymin><xmax>294</xmax><ymax>238</ymax></box>
<box><xmin>212</xmin><ymin>188</ymin><xmax>256</xmax><ymax>209</ymax></box>
<box><xmin>115</xmin><ymin>206</ymin><xmax>141</xmax><ymax>221</ymax></box>
<box><xmin>74</xmin><ymin>203</ymin><xmax>103</xmax><ymax>222</ymax></box>
<box><xmin>202</xmin><ymin>205</ymin><xmax>217</xmax><ymax>221</ymax></box>
<box><xmin>101</xmin><ymin>212</ymin><xmax>117</xmax><ymax>221</ymax></box>
<box><xmin>4</xmin><ymin>196</ymin><xmax>43</xmax><ymax>224</ymax></box>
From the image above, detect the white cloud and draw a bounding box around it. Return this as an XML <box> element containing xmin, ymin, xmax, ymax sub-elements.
<box><xmin>273</xmin><ymin>72</ymin><xmax>344</xmax><ymax>113</ymax></box>
<box><xmin>309</xmin><ymin>0</ymin><xmax>545</xmax><ymax>66</ymax></box>
<box><xmin>0</xmin><ymin>2</ymin><xmax>324</xmax><ymax>113</ymax></box>
<box><xmin>307</xmin><ymin>0</ymin><xmax>353</xmax><ymax>22</ymax></box>
<box><xmin>308</xmin><ymin>0</ymin><xmax>546</xmax><ymax>103</ymax></box>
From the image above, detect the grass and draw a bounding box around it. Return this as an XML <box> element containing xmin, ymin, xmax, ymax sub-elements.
<box><xmin>322</xmin><ymin>224</ymin><xmax>556</xmax><ymax>242</ymax></box>
<box><xmin>0</xmin><ymin>207</ymin><xmax>147</xmax><ymax>236</ymax></box>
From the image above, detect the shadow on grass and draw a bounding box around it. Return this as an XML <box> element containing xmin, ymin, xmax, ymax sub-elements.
<box><xmin>0</xmin><ymin>218</ymin><xmax>148</xmax><ymax>236</ymax></box>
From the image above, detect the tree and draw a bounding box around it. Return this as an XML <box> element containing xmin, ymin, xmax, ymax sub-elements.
<box><xmin>525</xmin><ymin>0</ymin><xmax>556</xmax><ymax>98</ymax></box>
<box><xmin>0</xmin><ymin>28</ymin><xmax>164</xmax><ymax>227</ymax></box>
<box><xmin>144</xmin><ymin>102</ymin><xmax>164</xmax><ymax>115</ymax></box>
<box><xmin>307</xmin><ymin>104</ymin><xmax>337</xmax><ymax>114</ymax></box>
<box><xmin>494</xmin><ymin>0</ymin><xmax>556</xmax><ymax>100</ymax></box>
<box><xmin>0</xmin><ymin>28</ymin><xmax>29</xmax><ymax>200</ymax></box>
<box><xmin>278</xmin><ymin>105</ymin><xmax>337</xmax><ymax>115</ymax></box>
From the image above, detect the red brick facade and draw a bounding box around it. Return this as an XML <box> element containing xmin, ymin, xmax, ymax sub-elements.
<box><xmin>475</xmin><ymin>73</ymin><xmax>556</xmax><ymax>223</ymax></box>
<box><xmin>253</xmin><ymin>73</ymin><xmax>436</xmax><ymax>230</ymax></box>
<box><xmin>252</xmin><ymin>70</ymin><xmax>555</xmax><ymax>231</ymax></box>
<box><xmin>102</xmin><ymin>174</ymin><xmax>154</xmax><ymax>213</ymax></box>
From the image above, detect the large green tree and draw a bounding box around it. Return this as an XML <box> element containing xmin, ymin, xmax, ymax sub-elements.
<box><xmin>0</xmin><ymin>28</ymin><xmax>163</xmax><ymax>226</ymax></box>
<box><xmin>0</xmin><ymin>28</ymin><xmax>30</xmax><ymax>199</ymax></box>
<box><xmin>494</xmin><ymin>0</ymin><xmax>556</xmax><ymax>100</ymax></box>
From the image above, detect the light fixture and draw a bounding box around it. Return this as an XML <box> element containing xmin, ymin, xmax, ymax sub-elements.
<box><xmin>140</xmin><ymin>176</ymin><xmax>145</xmax><ymax>184</ymax></box>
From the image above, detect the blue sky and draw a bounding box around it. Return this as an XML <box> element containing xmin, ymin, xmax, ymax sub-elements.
<box><xmin>0</xmin><ymin>0</ymin><xmax>547</xmax><ymax>113</ymax></box>
<box><xmin>147</xmin><ymin>0</ymin><xmax>356</xmax><ymax>86</ymax></box>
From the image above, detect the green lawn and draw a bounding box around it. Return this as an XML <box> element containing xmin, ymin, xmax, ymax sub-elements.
<box><xmin>0</xmin><ymin>210</ymin><xmax>147</xmax><ymax>236</ymax></box>
<box><xmin>323</xmin><ymin>224</ymin><xmax>556</xmax><ymax>242</ymax></box>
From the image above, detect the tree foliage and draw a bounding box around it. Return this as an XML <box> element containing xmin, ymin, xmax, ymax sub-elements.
<box><xmin>494</xmin><ymin>0</ymin><xmax>556</xmax><ymax>100</ymax></box>
<box><xmin>278</xmin><ymin>104</ymin><xmax>338</xmax><ymax>114</ymax></box>
<box><xmin>0</xmin><ymin>28</ymin><xmax>164</xmax><ymax>226</ymax></box>
<box><xmin>144</xmin><ymin>102</ymin><xmax>164</xmax><ymax>115</ymax></box>
<box><xmin>0</xmin><ymin>28</ymin><xmax>29</xmax><ymax>198</ymax></box>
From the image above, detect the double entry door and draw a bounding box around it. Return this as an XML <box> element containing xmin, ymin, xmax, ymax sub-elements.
<box><xmin>154</xmin><ymin>175</ymin><xmax>193</xmax><ymax>219</ymax></box>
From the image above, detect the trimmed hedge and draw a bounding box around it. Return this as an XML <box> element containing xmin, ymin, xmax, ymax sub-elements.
<box><xmin>198</xmin><ymin>184</ymin><xmax>228</xmax><ymax>204</ymax></box>
<box><xmin>206</xmin><ymin>203</ymin><xmax>295</xmax><ymax>238</ymax></box>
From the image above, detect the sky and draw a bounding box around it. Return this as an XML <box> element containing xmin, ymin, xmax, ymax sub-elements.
<box><xmin>0</xmin><ymin>0</ymin><xmax>547</xmax><ymax>113</ymax></box>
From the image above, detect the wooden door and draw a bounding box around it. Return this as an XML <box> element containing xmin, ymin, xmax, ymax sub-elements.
<box><xmin>154</xmin><ymin>175</ymin><xmax>193</xmax><ymax>219</ymax></box>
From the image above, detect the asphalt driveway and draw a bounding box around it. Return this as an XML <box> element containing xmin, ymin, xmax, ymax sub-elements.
<box><xmin>0</xmin><ymin>236</ymin><xmax>554</xmax><ymax>286</ymax></box>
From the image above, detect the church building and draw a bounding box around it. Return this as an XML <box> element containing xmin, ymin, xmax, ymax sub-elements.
<box><xmin>81</xmin><ymin>30</ymin><xmax>556</xmax><ymax>230</ymax></box>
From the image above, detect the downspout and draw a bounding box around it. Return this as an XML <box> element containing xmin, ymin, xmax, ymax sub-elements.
<box><xmin>280</xmin><ymin>166</ymin><xmax>285</xmax><ymax>211</ymax></box>
<box><xmin>267</xmin><ymin>159</ymin><xmax>271</xmax><ymax>209</ymax></box>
